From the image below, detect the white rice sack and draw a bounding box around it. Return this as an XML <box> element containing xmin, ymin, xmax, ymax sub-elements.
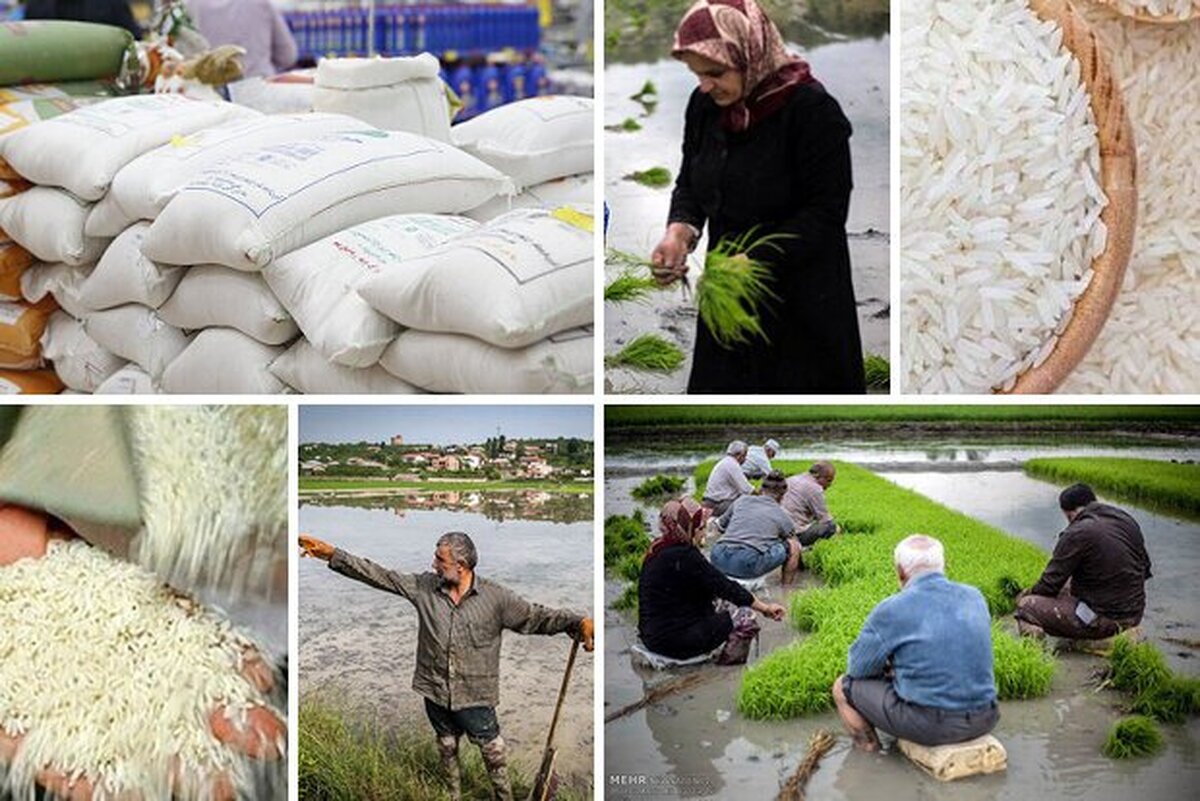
<box><xmin>227</xmin><ymin>72</ymin><xmax>315</xmax><ymax>114</ymax></box>
<box><xmin>1058</xmin><ymin>3</ymin><xmax>1200</xmax><ymax>394</ymax></box>
<box><xmin>78</xmin><ymin>222</ymin><xmax>184</xmax><ymax>309</ymax></box>
<box><xmin>380</xmin><ymin>326</ymin><xmax>593</xmax><ymax>394</ymax></box>
<box><xmin>84</xmin><ymin>304</ymin><xmax>192</xmax><ymax>379</ymax></box>
<box><xmin>269</xmin><ymin>338</ymin><xmax>424</xmax><ymax>394</ymax></box>
<box><xmin>94</xmin><ymin>362</ymin><xmax>156</xmax><ymax>394</ymax></box>
<box><xmin>0</xmin><ymin>186</ymin><xmax>108</xmax><ymax>266</ymax></box>
<box><xmin>39</xmin><ymin>310</ymin><xmax>125</xmax><ymax>392</ymax></box>
<box><xmin>87</xmin><ymin>112</ymin><xmax>363</xmax><ymax>237</ymax></box>
<box><xmin>465</xmin><ymin>173</ymin><xmax>595</xmax><ymax>222</ymax></box>
<box><xmin>158</xmin><ymin>266</ymin><xmax>299</xmax><ymax>345</ymax></box>
<box><xmin>314</xmin><ymin>54</ymin><xmax>452</xmax><ymax>142</ymax></box>
<box><xmin>357</xmin><ymin>207</ymin><xmax>593</xmax><ymax>348</ymax></box>
<box><xmin>262</xmin><ymin>213</ymin><xmax>477</xmax><ymax>367</ymax></box>
<box><xmin>141</xmin><ymin>129</ymin><xmax>512</xmax><ymax>271</ymax></box>
<box><xmin>900</xmin><ymin>0</ymin><xmax>1105</xmax><ymax>394</ymax></box>
<box><xmin>20</xmin><ymin>261</ymin><xmax>93</xmax><ymax>319</ymax></box>
<box><xmin>0</xmin><ymin>94</ymin><xmax>257</xmax><ymax>200</ymax></box>
<box><xmin>160</xmin><ymin>327</ymin><xmax>288</xmax><ymax>394</ymax></box>
<box><xmin>451</xmin><ymin>95</ymin><xmax>593</xmax><ymax>190</ymax></box>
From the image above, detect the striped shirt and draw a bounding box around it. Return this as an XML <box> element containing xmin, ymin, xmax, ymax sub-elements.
<box><xmin>330</xmin><ymin>548</ymin><xmax>583</xmax><ymax>710</ymax></box>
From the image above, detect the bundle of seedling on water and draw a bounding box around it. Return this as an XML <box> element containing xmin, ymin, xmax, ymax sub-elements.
<box><xmin>692</xmin><ymin>460</ymin><xmax>1056</xmax><ymax>720</ymax></box>
<box><xmin>631</xmin><ymin>474</ymin><xmax>687</xmax><ymax>502</ymax></box>
<box><xmin>1097</xmin><ymin>633</ymin><xmax>1200</xmax><ymax>758</ymax></box>
<box><xmin>604</xmin><ymin>511</ymin><xmax>651</xmax><ymax>611</ymax></box>
<box><xmin>604</xmin><ymin>250</ymin><xmax>684</xmax><ymax>375</ymax></box>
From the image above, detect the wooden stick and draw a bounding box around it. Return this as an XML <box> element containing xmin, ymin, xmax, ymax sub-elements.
<box><xmin>604</xmin><ymin>670</ymin><xmax>719</xmax><ymax>724</ymax></box>
<box><xmin>528</xmin><ymin>638</ymin><xmax>579</xmax><ymax>801</ymax></box>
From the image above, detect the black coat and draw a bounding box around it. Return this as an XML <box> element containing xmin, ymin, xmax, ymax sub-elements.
<box><xmin>669</xmin><ymin>83</ymin><xmax>865</xmax><ymax>393</ymax></box>
<box><xmin>25</xmin><ymin>0</ymin><xmax>141</xmax><ymax>39</ymax></box>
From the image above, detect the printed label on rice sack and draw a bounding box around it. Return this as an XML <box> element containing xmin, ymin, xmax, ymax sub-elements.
<box><xmin>332</xmin><ymin>215</ymin><xmax>478</xmax><ymax>274</ymax></box>
<box><xmin>0</xmin><ymin>301</ymin><xmax>26</xmax><ymax>326</ymax></box>
<box><xmin>47</xmin><ymin>95</ymin><xmax>197</xmax><ymax>138</ymax></box>
<box><xmin>181</xmin><ymin>132</ymin><xmax>442</xmax><ymax>216</ymax></box>
<box><xmin>157</xmin><ymin>114</ymin><xmax>330</xmax><ymax>163</ymax></box>
<box><xmin>454</xmin><ymin>209</ymin><xmax>592</xmax><ymax>284</ymax></box>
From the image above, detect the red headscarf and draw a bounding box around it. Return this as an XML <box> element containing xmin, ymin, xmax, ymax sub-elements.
<box><xmin>672</xmin><ymin>0</ymin><xmax>817</xmax><ymax>133</ymax></box>
<box><xmin>645</xmin><ymin>497</ymin><xmax>707</xmax><ymax>564</ymax></box>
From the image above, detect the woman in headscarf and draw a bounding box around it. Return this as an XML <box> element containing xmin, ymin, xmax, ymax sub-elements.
<box><xmin>651</xmin><ymin>0</ymin><xmax>865</xmax><ymax>393</ymax></box>
<box><xmin>638</xmin><ymin>497</ymin><xmax>785</xmax><ymax>660</ymax></box>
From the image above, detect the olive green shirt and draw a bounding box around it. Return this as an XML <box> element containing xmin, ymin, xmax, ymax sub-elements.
<box><xmin>329</xmin><ymin>548</ymin><xmax>584</xmax><ymax>710</ymax></box>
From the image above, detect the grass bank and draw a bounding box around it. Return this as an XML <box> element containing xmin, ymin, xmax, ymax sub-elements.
<box><xmin>300</xmin><ymin>478</ymin><xmax>595</xmax><ymax>494</ymax></box>
<box><xmin>299</xmin><ymin>698</ymin><xmax>591</xmax><ymax>800</ymax></box>
<box><xmin>1024</xmin><ymin>457</ymin><xmax>1200</xmax><ymax>519</ymax></box>
<box><xmin>693</xmin><ymin>460</ymin><xmax>1056</xmax><ymax>719</ymax></box>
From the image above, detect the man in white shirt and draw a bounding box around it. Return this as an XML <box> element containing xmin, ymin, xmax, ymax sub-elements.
<box><xmin>742</xmin><ymin>438</ymin><xmax>780</xmax><ymax>479</ymax></box>
<box><xmin>702</xmin><ymin>441</ymin><xmax>754</xmax><ymax>517</ymax></box>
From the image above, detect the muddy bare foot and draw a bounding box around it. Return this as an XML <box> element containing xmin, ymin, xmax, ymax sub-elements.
<box><xmin>852</xmin><ymin>731</ymin><xmax>881</xmax><ymax>752</ymax></box>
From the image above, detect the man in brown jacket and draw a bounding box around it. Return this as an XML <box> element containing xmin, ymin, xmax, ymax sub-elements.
<box><xmin>299</xmin><ymin>531</ymin><xmax>594</xmax><ymax>801</ymax></box>
<box><xmin>1016</xmin><ymin>483</ymin><xmax>1152</xmax><ymax>640</ymax></box>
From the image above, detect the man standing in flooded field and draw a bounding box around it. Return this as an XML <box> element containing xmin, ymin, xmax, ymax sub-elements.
<box><xmin>1016</xmin><ymin>483</ymin><xmax>1152</xmax><ymax>641</ymax></box>
<box><xmin>298</xmin><ymin>530</ymin><xmax>595</xmax><ymax>801</ymax></box>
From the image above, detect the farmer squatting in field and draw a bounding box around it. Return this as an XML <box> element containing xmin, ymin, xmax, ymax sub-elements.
<box><xmin>298</xmin><ymin>531</ymin><xmax>594</xmax><ymax>801</ymax></box>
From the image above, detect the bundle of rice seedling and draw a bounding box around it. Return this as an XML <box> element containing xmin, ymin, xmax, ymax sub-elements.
<box><xmin>863</xmin><ymin>354</ymin><xmax>890</xmax><ymax>391</ymax></box>
<box><xmin>901</xmin><ymin>0</ymin><xmax>1134</xmax><ymax>394</ymax></box>
<box><xmin>1131</xmin><ymin>675</ymin><xmax>1200</xmax><ymax>724</ymax></box>
<box><xmin>0</xmin><ymin>540</ymin><xmax>283</xmax><ymax>799</ymax></box>
<box><xmin>605</xmin><ymin>334</ymin><xmax>685</xmax><ymax>373</ymax></box>
<box><xmin>605</xmin><ymin>511</ymin><xmax>651</xmax><ymax>611</ymax></box>
<box><xmin>696</xmin><ymin>229</ymin><xmax>785</xmax><ymax>349</ymax></box>
<box><xmin>624</xmin><ymin>167</ymin><xmax>672</xmax><ymax>188</ymax></box>
<box><xmin>604</xmin><ymin>267</ymin><xmax>660</xmax><ymax>303</ymax></box>
<box><xmin>1102</xmin><ymin>715</ymin><xmax>1163</xmax><ymax>758</ymax></box>
<box><xmin>631</xmin><ymin>474</ymin><xmax>687</xmax><ymax>501</ymax></box>
<box><xmin>1096</xmin><ymin>0</ymin><xmax>1199</xmax><ymax>22</ymax></box>
<box><xmin>1109</xmin><ymin>634</ymin><xmax>1171</xmax><ymax>694</ymax></box>
<box><xmin>1059</xmin><ymin>2</ymin><xmax>1200</xmax><ymax>393</ymax></box>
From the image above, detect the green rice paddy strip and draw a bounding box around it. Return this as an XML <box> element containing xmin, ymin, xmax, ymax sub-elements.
<box><xmin>695</xmin><ymin>461</ymin><xmax>1056</xmax><ymax>720</ymax></box>
<box><xmin>605</xmin><ymin>334</ymin><xmax>685</xmax><ymax>374</ymax></box>
<box><xmin>630</xmin><ymin>474</ymin><xmax>686</xmax><ymax>501</ymax></box>
<box><xmin>1102</xmin><ymin>715</ymin><xmax>1164</xmax><ymax>759</ymax></box>
<box><xmin>1025</xmin><ymin>457</ymin><xmax>1200</xmax><ymax>519</ymax></box>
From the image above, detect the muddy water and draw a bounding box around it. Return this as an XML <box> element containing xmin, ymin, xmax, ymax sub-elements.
<box><xmin>604</xmin><ymin>453</ymin><xmax>1200</xmax><ymax>799</ymax></box>
<box><xmin>299</xmin><ymin>496</ymin><xmax>594</xmax><ymax>780</ymax></box>
<box><xmin>604</xmin><ymin>28</ymin><xmax>890</xmax><ymax>393</ymax></box>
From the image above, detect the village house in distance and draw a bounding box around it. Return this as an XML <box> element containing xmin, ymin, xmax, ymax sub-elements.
<box><xmin>299</xmin><ymin>433</ymin><xmax>594</xmax><ymax>486</ymax></box>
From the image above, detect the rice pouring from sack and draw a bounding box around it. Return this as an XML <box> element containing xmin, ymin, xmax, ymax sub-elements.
<box><xmin>901</xmin><ymin>0</ymin><xmax>1108</xmax><ymax>393</ymax></box>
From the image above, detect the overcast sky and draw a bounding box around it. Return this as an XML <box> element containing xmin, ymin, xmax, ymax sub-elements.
<box><xmin>299</xmin><ymin>405</ymin><xmax>593</xmax><ymax>445</ymax></box>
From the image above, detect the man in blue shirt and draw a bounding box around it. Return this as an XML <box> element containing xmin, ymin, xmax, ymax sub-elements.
<box><xmin>832</xmin><ymin>534</ymin><xmax>999</xmax><ymax>750</ymax></box>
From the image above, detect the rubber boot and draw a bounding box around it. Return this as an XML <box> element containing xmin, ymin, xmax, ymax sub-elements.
<box><xmin>479</xmin><ymin>735</ymin><xmax>514</xmax><ymax>801</ymax></box>
<box><xmin>436</xmin><ymin>734</ymin><xmax>462</xmax><ymax>800</ymax></box>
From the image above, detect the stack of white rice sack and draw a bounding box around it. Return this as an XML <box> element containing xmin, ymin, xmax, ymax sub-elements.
<box><xmin>0</xmin><ymin>92</ymin><xmax>594</xmax><ymax>393</ymax></box>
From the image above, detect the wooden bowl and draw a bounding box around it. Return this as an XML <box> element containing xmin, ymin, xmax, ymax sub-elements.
<box><xmin>1006</xmin><ymin>0</ymin><xmax>1137</xmax><ymax>393</ymax></box>
<box><xmin>1093</xmin><ymin>0</ymin><xmax>1199</xmax><ymax>25</ymax></box>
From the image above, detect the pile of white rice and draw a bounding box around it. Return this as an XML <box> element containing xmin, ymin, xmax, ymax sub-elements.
<box><xmin>901</xmin><ymin>0</ymin><xmax>1108</xmax><ymax>394</ymax></box>
<box><xmin>1099</xmin><ymin>0</ymin><xmax>1199</xmax><ymax>22</ymax></box>
<box><xmin>0</xmin><ymin>540</ymin><xmax>280</xmax><ymax>799</ymax></box>
<box><xmin>128</xmin><ymin>406</ymin><xmax>288</xmax><ymax>598</ymax></box>
<box><xmin>1058</xmin><ymin>2</ymin><xmax>1200</xmax><ymax>393</ymax></box>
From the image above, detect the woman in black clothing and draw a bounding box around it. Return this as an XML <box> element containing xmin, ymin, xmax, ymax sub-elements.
<box><xmin>638</xmin><ymin>497</ymin><xmax>785</xmax><ymax>660</ymax></box>
<box><xmin>651</xmin><ymin>0</ymin><xmax>865</xmax><ymax>393</ymax></box>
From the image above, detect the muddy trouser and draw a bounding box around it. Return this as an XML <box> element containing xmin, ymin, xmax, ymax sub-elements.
<box><xmin>1015</xmin><ymin>587</ymin><xmax>1139</xmax><ymax>640</ymax></box>
<box><xmin>425</xmin><ymin>699</ymin><xmax>512</xmax><ymax>801</ymax></box>
<box><xmin>642</xmin><ymin>611</ymin><xmax>734</xmax><ymax>661</ymax></box>
<box><xmin>797</xmin><ymin>519</ymin><xmax>837</xmax><ymax>547</ymax></box>
<box><xmin>843</xmin><ymin>677</ymin><xmax>1000</xmax><ymax>746</ymax></box>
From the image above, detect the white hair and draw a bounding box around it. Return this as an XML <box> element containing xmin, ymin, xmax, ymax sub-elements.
<box><xmin>726</xmin><ymin>440</ymin><xmax>748</xmax><ymax>456</ymax></box>
<box><xmin>893</xmin><ymin>534</ymin><xmax>944</xmax><ymax>578</ymax></box>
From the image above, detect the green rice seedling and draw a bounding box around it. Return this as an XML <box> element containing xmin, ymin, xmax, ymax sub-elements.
<box><xmin>604</xmin><ymin>269</ymin><xmax>660</xmax><ymax>303</ymax></box>
<box><xmin>604</xmin><ymin>511</ymin><xmax>650</xmax><ymax>568</ymax></box>
<box><xmin>1102</xmin><ymin>715</ymin><xmax>1164</xmax><ymax>759</ymax></box>
<box><xmin>864</xmin><ymin>353</ymin><xmax>890</xmax><ymax>391</ymax></box>
<box><xmin>1109</xmin><ymin>635</ymin><xmax>1171</xmax><ymax>695</ymax></box>
<box><xmin>624</xmin><ymin>167</ymin><xmax>672</xmax><ymax>188</ymax></box>
<box><xmin>695</xmin><ymin>229</ymin><xmax>789</xmax><ymax>348</ymax></box>
<box><xmin>631</xmin><ymin>474</ymin><xmax>686</xmax><ymax>501</ymax></box>
<box><xmin>1131</xmin><ymin>675</ymin><xmax>1200</xmax><ymax>724</ymax></box>
<box><xmin>606</xmin><ymin>117</ymin><xmax>643</xmax><ymax>132</ymax></box>
<box><xmin>616</xmin><ymin>552</ymin><xmax>643</xmax><ymax>583</ymax></box>
<box><xmin>630</xmin><ymin>80</ymin><xmax>658</xmax><ymax>102</ymax></box>
<box><xmin>612</xmin><ymin>584</ymin><xmax>639</xmax><ymax>612</ymax></box>
<box><xmin>991</xmin><ymin>624</ymin><xmax>1056</xmax><ymax>699</ymax></box>
<box><xmin>1025</xmin><ymin>457</ymin><xmax>1200</xmax><ymax>519</ymax></box>
<box><xmin>606</xmin><ymin>334</ymin><xmax>685</xmax><ymax>374</ymax></box>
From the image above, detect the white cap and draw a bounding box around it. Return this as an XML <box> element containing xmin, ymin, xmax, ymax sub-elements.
<box><xmin>765</xmin><ymin>439</ymin><xmax>780</xmax><ymax>452</ymax></box>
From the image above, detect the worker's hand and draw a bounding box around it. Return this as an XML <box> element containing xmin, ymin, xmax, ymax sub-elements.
<box><xmin>650</xmin><ymin>223</ymin><xmax>694</xmax><ymax>286</ymax></box>
<box><xmin>578</xmin><ymin>617</ymin><xmax>595</xmax><ymax>652</ymax></box>
<box><xmin>298</xmin><ymin>533</ymin><xmax>335</xmax><ymax>561</ymax></box>
<box><xmin>753</xmin><ymin>600</ymin><xmax>786</xmax><ymax>621</ymax></box>
<box><xmin>0</xmin><ymin>504</ymin><xmax>74</xmax><ymax>566</ymax></box>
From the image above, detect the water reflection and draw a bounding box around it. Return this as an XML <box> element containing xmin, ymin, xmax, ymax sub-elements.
<box><xmin>301</xmin><ymin>489</ymin><xmax>593</xmax><ymax>524</ymax></box>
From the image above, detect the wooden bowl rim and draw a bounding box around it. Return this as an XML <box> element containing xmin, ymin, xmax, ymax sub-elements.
<box><xmin>1005</xmin><ymin>0</ymin><xmax>1138</xmax><ymax>394</ymax></box>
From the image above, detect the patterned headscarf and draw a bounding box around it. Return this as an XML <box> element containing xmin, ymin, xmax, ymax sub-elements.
<box><xmin>645</xmin><ymin>497</ymin><xmax>707</xmax><ymax>563</ymax></box>
<box><xmin>672</xmin><ymin>0</ymin><xmax>817</xmax><ymax>132</ymax></box>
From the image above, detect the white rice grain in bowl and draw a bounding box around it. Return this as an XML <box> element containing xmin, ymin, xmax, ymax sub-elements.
<box><xmin>900</xmin><ymin>0</ymin><xmax>1136</xmax><ymax>394</ymax></box>
<box><xmin>1096</xmin><ymin>0</ymin><xmax>1199</xmax><ymax>24</ymax></box>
